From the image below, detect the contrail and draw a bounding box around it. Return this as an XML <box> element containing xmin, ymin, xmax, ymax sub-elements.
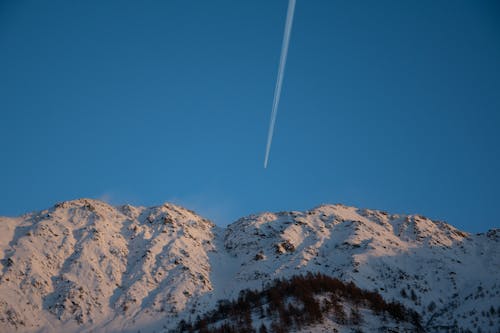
<box><xmin>264</xmin><ymin>0</ymin><xmax>296</xmax><ymax>168</ymax></box>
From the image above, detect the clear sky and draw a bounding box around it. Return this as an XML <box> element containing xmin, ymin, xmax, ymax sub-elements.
<box><xmin>1</xmin><ymin>0</ymin><xmax>499</xmax><ymax>232</ymax></box>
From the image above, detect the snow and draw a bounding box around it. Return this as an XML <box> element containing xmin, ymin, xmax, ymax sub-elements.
<box><xmin>0</xmin><ymin>199</ymin><xmax>498</xmax><ymax>332</ymax></box>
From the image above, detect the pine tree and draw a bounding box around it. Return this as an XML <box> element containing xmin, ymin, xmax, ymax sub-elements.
<box><xmin>350</xmin><ymin>307</ymin><xmax>363</xmax><ymax>325</ymax></box>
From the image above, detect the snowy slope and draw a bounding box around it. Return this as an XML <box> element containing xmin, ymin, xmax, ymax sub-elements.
<box><xmin>0</xmin><ymin>199</ymin><xmax>215</xmax><ymax>332</ymax></box>
<box><xmin>223</xmin><ymin>205</ymin><xmax>500</xmax><ymax>332</ymax></box>
<box><xmin>0</xmin><ymin>200</ymin><xmax>498</xmax><ymax>332</ymax></box>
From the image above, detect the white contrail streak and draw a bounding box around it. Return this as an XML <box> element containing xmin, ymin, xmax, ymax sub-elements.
<box><xmin>264</xmin><ymin>0</ymin><xmax>296</xmax><ymax>168</ymax></box>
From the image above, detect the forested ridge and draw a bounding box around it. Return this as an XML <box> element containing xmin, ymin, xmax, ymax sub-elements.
<box><xmin>177</xmin><ymin>272</ymin><xmax>424</xmax><ymax>333</ymax></box>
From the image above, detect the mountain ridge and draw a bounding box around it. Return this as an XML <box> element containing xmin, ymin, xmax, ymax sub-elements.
<box><xmin>0</xmin><ymin>199</ymin><xmax>498</xmax><ymax>332</ymax></box>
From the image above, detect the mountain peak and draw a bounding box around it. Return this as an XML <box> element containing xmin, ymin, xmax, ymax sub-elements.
<box><xmin>53</xmin><ymin>198</ymin><xmax>113</xmax><ymax>210</ymax></box>
<box><xmin>0</xmin><ymin>201</ymin><xmax>498</xmax><ymax>332</ymax></box>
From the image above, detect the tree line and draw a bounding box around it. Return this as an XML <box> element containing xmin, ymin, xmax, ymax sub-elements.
<box><xmin>175</xmin><ymin>272</ymin><xmax>424</xmax><ymax>333</ymax></box>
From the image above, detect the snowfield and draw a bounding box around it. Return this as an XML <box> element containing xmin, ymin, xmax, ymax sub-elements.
<box><xmin>0</xmin><ymin>199</ymin><xmax>498</xmax><ymax>332</ymax></box>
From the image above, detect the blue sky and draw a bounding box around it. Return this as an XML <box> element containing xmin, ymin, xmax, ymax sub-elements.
<box><xmin>1</xmin><ymin>0</ymin><xmax>499</xmax><ymax>232</ymax></box>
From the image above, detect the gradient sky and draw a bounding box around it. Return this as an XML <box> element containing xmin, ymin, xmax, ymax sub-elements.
<box><xmin>1</xmin><ymin>0</ymin><xmax>499</xmax><ymax>232</ymax></box>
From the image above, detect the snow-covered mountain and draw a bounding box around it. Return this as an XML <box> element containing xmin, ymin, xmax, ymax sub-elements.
<box><xmin>0</xmin><ymin>199</ymin><xmax>498</xmax><ymax>332</ymax></box>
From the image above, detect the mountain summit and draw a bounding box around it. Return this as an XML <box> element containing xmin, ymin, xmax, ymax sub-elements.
<box><xmin>0</xmin><ymin>199</ymin><xmax>498</xmax><ymax>332</ymax></box>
